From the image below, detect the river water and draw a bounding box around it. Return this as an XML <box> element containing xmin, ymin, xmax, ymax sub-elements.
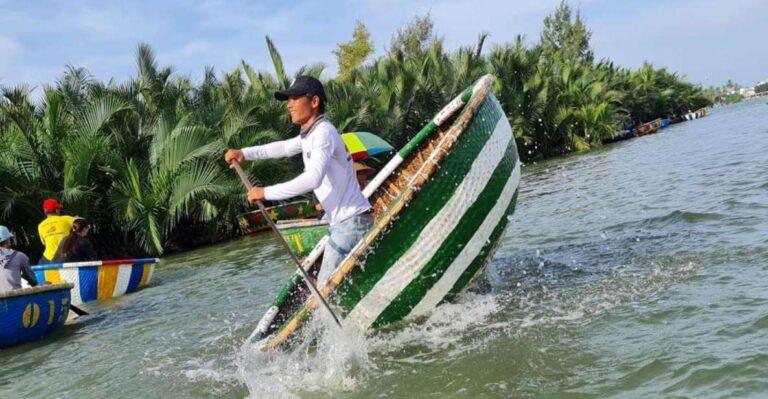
<box><xmin>2</xmin><ymin>100</ymin><xmax>767</xmax><ymax>398</ymax></box>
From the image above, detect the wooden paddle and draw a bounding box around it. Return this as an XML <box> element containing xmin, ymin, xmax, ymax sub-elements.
<box><xmin>231</xmin><ymin>162</ymin><xmax>342</xmax><ymax>328</ymax></box>
<box><xmin>70</xmin><ymin>304</ymin><xmax>88</xmax><ymax>316</ymax></box>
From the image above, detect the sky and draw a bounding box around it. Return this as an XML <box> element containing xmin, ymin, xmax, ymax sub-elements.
<box><xmin>1</xmin><ymin>0</ymin><xmax>767</xmax><ymax>95</ymax></box>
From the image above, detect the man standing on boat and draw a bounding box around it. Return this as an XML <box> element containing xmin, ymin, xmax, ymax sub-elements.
<box><xmin>225</xmin><ymin>76</ymin><xmax>372</xmax><ymax>287</ymax></box>
<box><xmin>0</xmin><ymin>225</ymin><xmax>38</xmax><ymax>293</ymax></box>
<box><xmin>37</xmin><ymin>198</ymin><xmax>76</xmax><ymax>264</ymax></box>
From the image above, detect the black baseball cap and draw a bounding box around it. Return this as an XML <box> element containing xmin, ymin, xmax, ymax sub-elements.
<box><xmin>274</xmin><ymin>76</ymin><xmax>327</xmax><ymax>102</ymax></box>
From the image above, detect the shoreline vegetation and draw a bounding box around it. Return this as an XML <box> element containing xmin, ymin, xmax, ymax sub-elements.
<box><xmin>0</xmin><ymin>2</ymin><xmax>712</xmax><ymax>260</ymax></box>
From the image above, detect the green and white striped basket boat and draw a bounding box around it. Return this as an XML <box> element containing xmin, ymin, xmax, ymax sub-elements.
<box><xmin>250</xmin><ymin>74</ymin><xmax>521</xmax><ymax>350</ymax></box>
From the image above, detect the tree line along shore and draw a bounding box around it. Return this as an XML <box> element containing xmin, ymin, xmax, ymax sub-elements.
<box><xmin>0</xmin><ymin>2</ymin><xmax>712</xmax><ymax>259</ymax></box>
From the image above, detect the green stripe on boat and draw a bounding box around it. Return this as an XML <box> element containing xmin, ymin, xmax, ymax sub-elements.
<box><xmin>333</xmin><ymin>94</ymin><xmax>506</xmax><ymax>315</ymax></box>
<box><xmin>370</xmin><ymin>134</ymin><xmax>519</xmax><ymax>327</ymax></box>
<box><xmin>436</xmin><ymin>188</ymin><xmax>519</xmax><ymax>307</ymax></box>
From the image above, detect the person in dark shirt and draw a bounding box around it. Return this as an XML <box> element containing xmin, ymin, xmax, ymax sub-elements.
<box><xmin>0</xmin><ymin>225</ymin><xmax>38</xmax><ymax>292</ymax></box>
<box><xmin>52</xmin><ymin>218</ymin><xmax>97</xmax><ymax>263</ymax></box>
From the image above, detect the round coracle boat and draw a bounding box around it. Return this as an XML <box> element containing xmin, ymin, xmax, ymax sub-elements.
<box><xmin>250</xmin><ymin>75</ymin><xmax>521</xmax><ymax>351</ymax></box>
<box><xmin>0</xmin><ymin>283</ymin><xmax>74</xmax><ymax>347</ymax></box>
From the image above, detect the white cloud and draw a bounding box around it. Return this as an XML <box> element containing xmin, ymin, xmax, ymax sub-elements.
<box><xmin>0</xmin><ymin>35</ymin><xmax>21</xmax><ymax>59</ymax></box>
<box><xmin>168</xmin><ymin>40</ymin><xmax>217</xmax><ymax>61</ymax></box>
<box><xmin>193</xmin><ymin>0</ymin><xmax>264</xmax><ymax>31</ymax></box>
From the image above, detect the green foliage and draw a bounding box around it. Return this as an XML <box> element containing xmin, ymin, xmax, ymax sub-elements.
<box><xmin>0</xmin><ymin>41</ymin><xmax>300</xmax><ymax>258</ymax></box>
<box><xmin>755</xmin><ymin>82</ymin><xmax>768</xmax><ymax>94</ymax></box>
<box><xmin>724</xmin><ymin>93</ymin><xmax>744</xmax><ymax>104</ymax></box>
<box><xmin>389</xmin><ymin>14</ymin><xmax>441</xmax><ymax>60</ymax></box>
<box><xmin>619</xmin><ymin>63</ymin><xmax>710</xmax><ymax>123</ymax></box>
<box><xmin>702</xmin><ymin>79</ymin><xmax>753</xmax><ymax>104</ymax></box>
<box><xmin>334</xmin><ymin>21</ymin><xmax>374</xmax><ymax>82</ymax></box>
<box><xmin>540</xmin><ymin>0</ymin><xmax>593</xmax><ymax>64</ymax></box>
<box><xmin>0</xmin><ymin>2</ymin><xmax>712</xmax><ymax>258</ymax></box>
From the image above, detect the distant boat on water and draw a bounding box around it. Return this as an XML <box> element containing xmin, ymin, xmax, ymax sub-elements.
<box><xmin>635</xmin><ymin>118</ymin><xmax>663</xmax><ymax>136</ymax></box>
<box><xmin>682</xmin><ymin>108</ymin><xmax>707</xmax><ymax>121</ymax></box>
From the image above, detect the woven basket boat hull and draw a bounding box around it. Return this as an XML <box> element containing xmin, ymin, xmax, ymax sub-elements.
<box><xmin>29</xmin><ymin>258</ymin><xmax>159</xmax><ymax>306</ymax></box>
<box><xmin>253</xmin><ymin>75</ymin><xmax>521</xmax><ymax>350</ymax></box>
<box><xmin>0</xmin><ymin>283</ymin><xmax>73</xmax><ymax>347</ymax></box>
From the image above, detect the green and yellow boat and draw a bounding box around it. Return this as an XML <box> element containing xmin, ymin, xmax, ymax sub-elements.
<box><xmin>277</xmin><ymin>219</ymin><xmax>329</xmax><ymax>258</ymax></box>
<box><xmin>250</xmin><ymin>75</ymin><xmax>521</xmax><ymax>350</ymax></box>
<box><xmin>237</xmin><ymin>199</ymin><xmax>320</xmax><ymax>235</ymax></box>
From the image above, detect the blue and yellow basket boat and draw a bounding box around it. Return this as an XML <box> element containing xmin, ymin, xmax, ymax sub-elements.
<box><xmin>0</xmin><ymin>283</ymin><xmax>73</xmax><ymax>347</ymax></box>
<box><xmin>30</xmin><ymin>258</ymin><xmax>159</xmax><ymax>305</ymax></box>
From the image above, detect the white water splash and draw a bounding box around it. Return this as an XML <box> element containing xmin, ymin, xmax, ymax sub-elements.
<box><xmin>369</xmin><ymin>293</ymin><xmax>502</xmax><ymax>358</ymax></box>
<box><xmin>236</xmin><ymin>257</ymin><xmax>701</xmax><ymax>397</ymax></box>
<box><xmin>237</xmin><ymin>311</ymin><xmax>373</xmax><ymax>398</ymax></box>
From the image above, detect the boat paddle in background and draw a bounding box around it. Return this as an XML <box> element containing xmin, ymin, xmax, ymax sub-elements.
<box><xmin>70</xmin><ymin>304</ymin><xmax>88</xmax><ymax>316</ymax></box>
<box><xmin>34</xmin><ymin>283</ymin><xmax>89</xmax><ymax>316</ymax></box>
<box><xmin>230</xmin><ymin>162</ymin><xmax>342</xmax><ymax>328</ymax></box>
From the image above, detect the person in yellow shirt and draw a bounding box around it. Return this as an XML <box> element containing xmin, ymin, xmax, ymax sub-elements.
<box><xmin>37</xmin><ymin>198</ymin><xmax>75</xmax><ymax>264</ymax></box>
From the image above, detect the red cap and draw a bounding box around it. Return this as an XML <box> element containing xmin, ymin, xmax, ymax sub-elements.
<box><xmin>42</xmin><ymin>198</ymin><xmax>64</xmax><ymax>212</ymax></box>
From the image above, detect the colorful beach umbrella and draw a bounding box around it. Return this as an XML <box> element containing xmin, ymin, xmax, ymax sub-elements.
<box><xmin>341</xmin><ymin>132</ymin><xmax>394</xmax><ymax>161</ymax></box>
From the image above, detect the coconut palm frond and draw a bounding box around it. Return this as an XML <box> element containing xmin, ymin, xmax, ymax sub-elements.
<box><xmin>265</xmin><ymin>36</ymin><xmax>290</xmax><ymax>89</ymax></box>
<box><xmin>167</xmin><ymin>162</ymin><xmax>227</xmax><ymax>223</ymax></box>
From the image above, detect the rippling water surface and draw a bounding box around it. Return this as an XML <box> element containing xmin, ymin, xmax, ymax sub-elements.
<box><xmin>2</xmin><ymin>100</ymin><xmax>767</xmax><ymax>398</ymax></box>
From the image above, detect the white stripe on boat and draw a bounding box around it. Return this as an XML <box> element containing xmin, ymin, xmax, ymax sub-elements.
<box><xmin>409</xmin><ymin>160</ymin><xmax>521</xmax><ymax>317</ymax></box>
<box><xmin>64</xmin><ymin>269</ymin><xmax>83</xmax><ymax>305</ymax></box>
<box><xmin>113</xmin><ymin>264</ymin><xmax>133</xmax><ymax>297</ymax></box>
<box><xmin>363</xmin><ymin>154</ymin><xmax>404</xmax><ymax>198</ymax></box>
<box><xmin>346</xmin><ymin>115</ymin><xmax>513</xmax><ymax>330</ymax></box>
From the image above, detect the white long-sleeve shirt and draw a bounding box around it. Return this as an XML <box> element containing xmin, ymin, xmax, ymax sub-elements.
<box><xmin>242</xmin><ymin>118</ymin><xmax>370</xmax><ymax>226</ymax></box>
